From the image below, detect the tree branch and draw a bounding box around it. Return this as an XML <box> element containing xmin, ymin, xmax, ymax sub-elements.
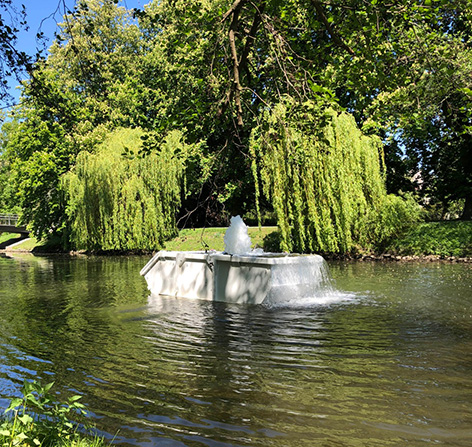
<box><xmin>228</xmin><ymin>7</ymin><xmax>244</xmax><ymax>126</ymax></box>
<box><xmin>311</xmin><ymin>0</ymin><xmax>355</xmax><ymax>56</ymax></box>
<box><xmin>219</xmin><ymin>1</ymin><xmax>265</xmax><ymax>125</ymax></box>
<box><xmin>239</xmin><ymin>1</ymin><xmax>266</xmax><ymax>80</ymax></box>
<box><xmin>221</xmin><ymin>0</ymin><xmax>249</xmax><ymax>23</ymax></box>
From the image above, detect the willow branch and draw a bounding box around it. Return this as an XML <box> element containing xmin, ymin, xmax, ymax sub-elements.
<box><xmin>239</xmin><ymin>1</ymin><xmax>266</xmax><ymax>80</ymax></box>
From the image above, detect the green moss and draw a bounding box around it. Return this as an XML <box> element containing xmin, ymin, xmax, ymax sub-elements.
<box><xmin>385</xmin><ymin>220</ymin><xmax>472</xmax><ymax>257</ymax></box>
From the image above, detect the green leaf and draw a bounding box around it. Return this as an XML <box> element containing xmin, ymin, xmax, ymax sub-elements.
<box><xmin>6</xmin><ymin>398</ymin><xmax>22</xmax><ymax>412</ymax></box>
<box><xmin>43</xmin><ymin>381</ymin><xmax>55</xmax><ymax>393</ymax></box>
<box><xmin>22</xmin><ymin>381</ymin><xmax>34</xmax><ymax>395</ymax></box>
<box><xmin>18</xmin><ymin>414</ymin><xmax>33</xmax><ymax>425</ymax></box>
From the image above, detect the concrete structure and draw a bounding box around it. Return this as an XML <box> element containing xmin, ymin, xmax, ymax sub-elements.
<box><xmin>140</xmin><ymin>250</ymin><xmax>332</xmax><ymax>305</ymax></box>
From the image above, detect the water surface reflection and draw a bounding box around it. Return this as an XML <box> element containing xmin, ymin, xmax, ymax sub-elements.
<box><xmin>0</xmin><ymin>254</ymin><xmax>471</xmax><ymax>446</ymax></box>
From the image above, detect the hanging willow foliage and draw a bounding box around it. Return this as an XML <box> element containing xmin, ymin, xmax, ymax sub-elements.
<box><xmin>250</xmin><ymin>97</ymin><xmax>418</xmax><ymax>253</ymax></box>
<box><xmin>63</xmin><ymin>128</ymin><xmax>189</xmax><ymax>251</ymax></box>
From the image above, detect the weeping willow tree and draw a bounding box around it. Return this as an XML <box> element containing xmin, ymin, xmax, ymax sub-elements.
<box><xmin>250</xmin><ymin>97</ymin><xmax>419</xmax><ymax>254</ymax></box>
<box><xmin>63</xmin><ymin>128</ymin><xmax>190</xmax><ymax>251</ymax></box>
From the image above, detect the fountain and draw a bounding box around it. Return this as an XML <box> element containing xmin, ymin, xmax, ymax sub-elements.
<box><xmin>223</xmin><ymin>215</ymin><xmax>253</xmax><ymax>254</ymax></box>
<box><xmin>140</xmin><ymin>216</ymin><xmax>334</xmax><ymax>305</ymax></box>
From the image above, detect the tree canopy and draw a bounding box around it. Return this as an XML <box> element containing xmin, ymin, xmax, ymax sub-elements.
<box><xmin>0</xmin><ymin>0</ymin><xmax>32</xmax><ymax>105</ymax></box>
<box><xmin>1</xmin><ymin>0</ymin><xmax>470</xmax><ymax>252</ymax></box>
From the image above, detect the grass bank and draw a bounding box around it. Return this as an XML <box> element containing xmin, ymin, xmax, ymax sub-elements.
<box><xmin>0</xmin><ymin>226</ymin><xmax>278</xmax><ymax>253</ymax></box>
<box><xmin>0</xmin><ymin>232</ymin><xmax>33</xmax><ymax>250</ymax></box>
<box><xmin>163</xmin><ymin>222</ymin><xmax>472</xmax><ymax>258</ymax></box>
<box><xmin>2</xmin><ymin>221</ymin><xmax>471</xmax><ymax>259</ymax></box>
<box><xmin>163</xmin><ymin>226</ymin><xmax>278</xmax><ymax>252</ymax></box>
<box><xmin>382</xmin><ymin>220</ymin><xmax>472</xmax><ymax>258</ymax></box>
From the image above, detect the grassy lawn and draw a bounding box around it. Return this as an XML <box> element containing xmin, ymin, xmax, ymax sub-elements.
<box><xmin>0</xmin><ymin>232</ymin><xmax>42</xmax><ymax>251</ymax></box>
<box><xmin>0</xmin><ymin>232</ymin><xmax>13</xmax><ymax>245</ymax></box>
<box><xmin>384</xmin><ymin>220</ymin><xmax>472</xmax><ymax>257</ymax></box>
<box><xmin>8</xmin><ymin>237</ymin><xmax>40</xmax><ymax>251</ymax></box>
<box><xmin>1</xmin><ymin>227</ymin><xmax>279</xmax><ymax>253</ymax></box>
<box><xmin>163</xmin><ymin>226</ymin><xmax>278</xmax><ymax>252</ymax></box>
<box><xmin>0</xmin><ymin>232</ymin><xmax>29</xmax><ymax>249</ymax></box>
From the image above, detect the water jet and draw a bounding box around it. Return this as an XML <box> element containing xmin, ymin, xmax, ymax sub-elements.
<box><xmin>140</xmin><ymin>216</ymin><xmax>334</xmax><ymax>305</ymax></box>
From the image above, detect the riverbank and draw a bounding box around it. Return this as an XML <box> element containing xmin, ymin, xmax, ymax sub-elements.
<box><xmin>382</xmin><ymin>220</ymin><xmax>472</xmax><ymax>258</ymax></box>
<box><xmin>1</xmin><ymin>220</ymin><xmax>471</xmax><ymax>262</ymax></box>
<box><xmin>0</xmin><ymin>227</ymin><xmax>278</xmax><ymax>254</ymax></box>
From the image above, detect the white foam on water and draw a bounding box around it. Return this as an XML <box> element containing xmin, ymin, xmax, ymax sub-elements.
<box><xmin>222</xmin><ymin>216</ymin><xmax>353</xmax><ymax>308</ymax></box>
<box><xmin>262</xmin><ymin>291</ymin><xmax>358</xmax><ymax>309</ymax></box>
<box><xmin>260</xmin><ymin>254</ymin><xmax>356</xmax><ymax>308</ymax></box>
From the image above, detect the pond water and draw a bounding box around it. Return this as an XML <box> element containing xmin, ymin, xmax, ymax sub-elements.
<box><xmin>0</xmin><ymin>253</ymin><xmax>471</xmax><ymax>446</ymax></box>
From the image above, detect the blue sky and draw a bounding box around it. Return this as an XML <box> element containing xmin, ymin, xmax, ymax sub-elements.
<box><xmin>5</xmin><ymin>0</ymin><xmax>146</xmax><ymax>108</ymax></box>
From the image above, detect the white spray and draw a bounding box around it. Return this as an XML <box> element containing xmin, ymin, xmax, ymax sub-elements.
<box><xmin>223</xmin><ymin>215</ymin><xmax>252</xmax><ymax>255</ymax></box>
<box><xmin>221</xmin><ymin>216</ymin><xmax>350</xmax><ymax>307</ymax></box>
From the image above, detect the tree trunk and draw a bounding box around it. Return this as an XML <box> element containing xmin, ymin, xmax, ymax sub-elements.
<box><xmin>461</xmin><ymin>195</ymin><xmax>472</xmax><ymax>220</ymax></box>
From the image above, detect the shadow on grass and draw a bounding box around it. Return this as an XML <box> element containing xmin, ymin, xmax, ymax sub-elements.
<box><xmin>0</xmin><ymin>234</ymin><xmax>29</xmax><ymax>249</ymax></box>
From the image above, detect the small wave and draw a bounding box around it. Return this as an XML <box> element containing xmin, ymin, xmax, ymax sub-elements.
<box><xmin>262</xmin><ymin>291</ymin><xmax>358</xmax><ymax>309</ymax></box>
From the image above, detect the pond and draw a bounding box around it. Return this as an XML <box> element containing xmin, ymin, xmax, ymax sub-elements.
<box><xmin>0</xmin><ymin>253</ymin><xmax>471</xmax><ymax>446</ymax></box>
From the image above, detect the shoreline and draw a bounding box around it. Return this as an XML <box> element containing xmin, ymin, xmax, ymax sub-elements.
<box><xmin>323</xmin><ymin>253</ymin><xmax>472</xmax><ymax>263</ymax></box>
<box><xmin>2</xmin><ymin>221</ymin><xmax>471</xmax><ymax>263</ymax></box>
<box><xmin>2</xmin><ymin>245</ymin><xmax>471</xmax><ymax>263</ymax></box>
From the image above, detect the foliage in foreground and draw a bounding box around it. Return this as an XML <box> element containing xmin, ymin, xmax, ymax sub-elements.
<box><xmin>384</xmin><ymin>220</ymin><xmax>472</xmax><ymax>258</ymax></box>
<box><xmin>0</xmin><ymin>380</ymin><xmax>105</xmax><ymax>447</ymax></box>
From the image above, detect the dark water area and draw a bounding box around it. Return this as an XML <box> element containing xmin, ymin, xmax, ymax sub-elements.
<box><xmin>1</xmin><ymin>253</ymin><xmax>471</xmax><ymax>446</ymax></box>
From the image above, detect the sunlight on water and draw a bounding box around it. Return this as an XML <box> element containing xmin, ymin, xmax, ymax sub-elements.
<box><xmin>264</xmin><ymin>291</ymin><xmax>359</xmax><ymax>309</ymax></box>
<box><xmin>1</xmin><ymin>254</ymin><xmax>472</xmax><ymax>446</ymax></box>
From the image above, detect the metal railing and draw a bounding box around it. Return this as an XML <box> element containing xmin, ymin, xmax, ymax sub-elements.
<box><xmin>0</xmin><ymin>214</ymin><xmax>20</xmax><ymax>226</ymax></box>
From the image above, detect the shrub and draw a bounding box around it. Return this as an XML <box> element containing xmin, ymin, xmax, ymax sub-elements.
<box><xmin>0</xmin><ymin>380</ymin><xmax>99</xmax><ymax>447</ymax></box>
<box><xmin>365</xmin><ymin>193</ymin><xmax>423</xmax><ymax>250</ymax></box>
